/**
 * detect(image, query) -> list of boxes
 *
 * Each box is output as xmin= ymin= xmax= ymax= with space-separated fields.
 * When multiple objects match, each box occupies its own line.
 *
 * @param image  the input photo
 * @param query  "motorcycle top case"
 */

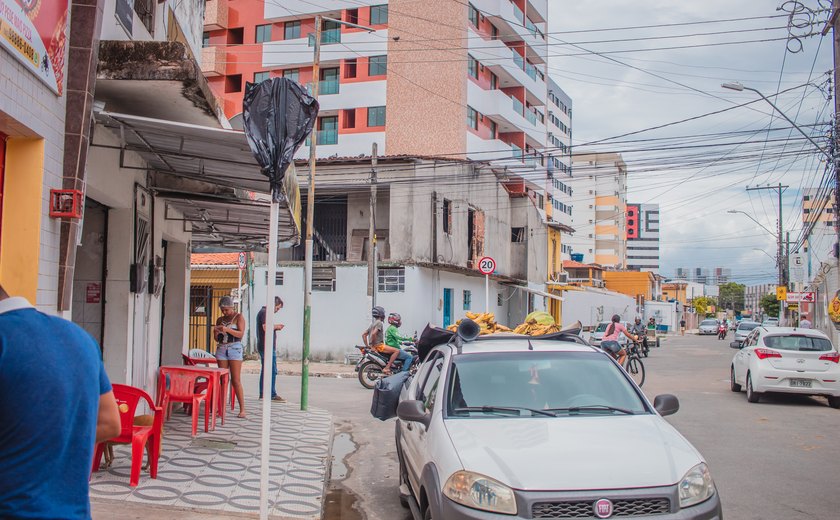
xmin=370 ymin=371 xmax=412 ymax=421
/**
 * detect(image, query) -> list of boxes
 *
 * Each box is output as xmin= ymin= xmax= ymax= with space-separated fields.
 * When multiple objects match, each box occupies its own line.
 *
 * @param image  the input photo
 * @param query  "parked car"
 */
xmin=732 ymin=321 xmax=761 ymax=345
xmin=730 ymin=327 xmax=840 ymax=407
xmin=762 ymin=317 xmax=780 ymax=327
xmin=698 ymin=319 xmax=719 ymax=335
xmin=396 ymin=334 xmax=722 ymax=519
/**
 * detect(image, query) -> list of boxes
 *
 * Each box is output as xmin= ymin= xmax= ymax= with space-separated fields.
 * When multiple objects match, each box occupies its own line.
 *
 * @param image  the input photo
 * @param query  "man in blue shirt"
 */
xmin=0 ymin=283 xmax=121 ymax=519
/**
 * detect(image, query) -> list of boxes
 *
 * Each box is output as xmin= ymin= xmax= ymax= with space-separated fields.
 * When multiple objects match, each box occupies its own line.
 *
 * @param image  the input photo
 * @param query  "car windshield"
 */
xmin=763 ymin=335 xmax=832 ymax=352
xmin=701 ymin=320 xmax=717 ymax=326
xmin=738 ymin=322 xmax=759 ymax=331
xmin=445 ymin=352 xmax=648 ymax=418
xmin=595 ymin=323 xmax=608 ymax=333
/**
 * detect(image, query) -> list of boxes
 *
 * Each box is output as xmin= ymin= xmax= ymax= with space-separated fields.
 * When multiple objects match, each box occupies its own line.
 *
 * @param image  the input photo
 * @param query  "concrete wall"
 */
xmin=561 ymin=287 xmax=635 ymax=330
xmin=0 ymin=39 xmax=67 ymax=312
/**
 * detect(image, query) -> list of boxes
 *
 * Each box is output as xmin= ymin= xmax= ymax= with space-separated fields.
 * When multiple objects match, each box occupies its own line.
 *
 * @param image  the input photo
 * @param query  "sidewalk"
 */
xmin=242 ymin=360 xmax=356 ymax=378
xmin=90 ymin=397 xmax=333 ymax=520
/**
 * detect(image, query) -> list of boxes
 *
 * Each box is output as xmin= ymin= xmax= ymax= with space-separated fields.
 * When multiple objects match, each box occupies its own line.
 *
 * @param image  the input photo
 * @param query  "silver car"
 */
xmin=732 ymin=321 xmax=761 ymax=345
xmin=698 ymin=319 xmax=719 ymax=335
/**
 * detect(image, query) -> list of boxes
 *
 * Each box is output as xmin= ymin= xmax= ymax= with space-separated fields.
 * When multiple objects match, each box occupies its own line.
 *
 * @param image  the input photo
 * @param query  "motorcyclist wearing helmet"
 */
xmin=361 ymin=307 xmax=401 ymax=375
xmin=630 ymin=317 xmax=649 ymax=352
xmin=385 ymin=313 xmax=414 ymax=373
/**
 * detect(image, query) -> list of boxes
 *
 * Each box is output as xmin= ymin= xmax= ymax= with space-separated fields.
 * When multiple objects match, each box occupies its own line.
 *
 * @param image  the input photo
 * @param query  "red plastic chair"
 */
xmin=160 ymin=371 xmax=208 ymax=436
xmin=182 ymin=354 xmax=210 ymax=396
xmin=91 ymin=384 xmax=163 ymax=487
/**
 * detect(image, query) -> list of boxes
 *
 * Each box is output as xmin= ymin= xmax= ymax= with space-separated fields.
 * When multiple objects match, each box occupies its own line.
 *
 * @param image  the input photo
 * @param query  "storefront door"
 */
xmin=72 ymin=198 xmax=108 ymax=348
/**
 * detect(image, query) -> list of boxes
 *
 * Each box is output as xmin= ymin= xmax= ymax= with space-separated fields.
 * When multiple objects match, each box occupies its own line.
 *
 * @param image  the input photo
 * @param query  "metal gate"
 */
xmin=188 ymin=286 xmax=225 ymax=353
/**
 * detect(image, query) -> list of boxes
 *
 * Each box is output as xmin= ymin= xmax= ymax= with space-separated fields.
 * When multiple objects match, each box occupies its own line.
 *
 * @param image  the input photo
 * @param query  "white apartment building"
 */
xmin=565 ymin=152 xmax=628 ymax=267
xmin=744 ymin=283 xmax=776 ymax=317
xmin=545 ymin=76 xmax=574 ymax=236
xmin=626 ymin=203 xmax=660 ymax=273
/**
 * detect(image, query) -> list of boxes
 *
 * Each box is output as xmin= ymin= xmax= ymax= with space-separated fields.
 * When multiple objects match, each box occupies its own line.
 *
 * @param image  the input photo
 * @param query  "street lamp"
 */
xmin=752 ymin=248 xmax=777 ymax=263
xmin=727 ymin=209 xmax=776 ymax=236
xmin=721 ymin=82 xmax=831 ymax=160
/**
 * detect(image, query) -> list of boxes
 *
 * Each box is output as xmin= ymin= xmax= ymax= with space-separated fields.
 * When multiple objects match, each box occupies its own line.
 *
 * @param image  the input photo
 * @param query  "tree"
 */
xmin=718 ymin=282 xmax=746 ymax=312
xmin=693 ymin=296 xmax=716 ymax=316
xmin=759 ymin=293 xmax=780 ymax=318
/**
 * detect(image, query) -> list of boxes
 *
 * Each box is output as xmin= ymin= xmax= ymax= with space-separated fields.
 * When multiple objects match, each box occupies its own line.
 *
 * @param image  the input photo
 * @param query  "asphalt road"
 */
xmin=252 ymin=333 xmax=840 ymax=520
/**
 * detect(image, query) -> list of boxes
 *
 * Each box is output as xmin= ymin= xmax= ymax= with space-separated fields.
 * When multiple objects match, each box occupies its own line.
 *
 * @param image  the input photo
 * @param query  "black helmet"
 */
xmin=372 ymin=306 xmax=385 ymax=320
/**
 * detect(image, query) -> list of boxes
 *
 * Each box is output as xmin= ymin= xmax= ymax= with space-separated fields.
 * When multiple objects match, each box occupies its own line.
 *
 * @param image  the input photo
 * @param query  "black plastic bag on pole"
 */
xmin=242 ymin=78 xmax=319 ymax=202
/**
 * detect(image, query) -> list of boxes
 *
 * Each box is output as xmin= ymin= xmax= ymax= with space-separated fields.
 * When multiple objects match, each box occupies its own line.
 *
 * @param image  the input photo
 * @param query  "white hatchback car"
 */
xmin=730 ymin=327 xmax=840 ymax=407
xmin=395 ymin=334 xmax=722 ymax=520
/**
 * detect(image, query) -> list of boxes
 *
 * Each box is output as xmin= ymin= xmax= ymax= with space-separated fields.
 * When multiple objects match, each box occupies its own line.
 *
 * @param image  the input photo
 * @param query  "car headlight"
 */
xmin=443 ymin=470 xmax=517 ymax=515
xmin=679 ymin=463 xmax=715 ymax=508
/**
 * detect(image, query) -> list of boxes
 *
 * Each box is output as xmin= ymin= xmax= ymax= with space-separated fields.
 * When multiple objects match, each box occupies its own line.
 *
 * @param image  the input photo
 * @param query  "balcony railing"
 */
xmin=525 ymin=62 xmax=537 ymax=81
xmin=305 ymin=129 xmax=338 ymax=146
xmin=204 ymin=0 xmax=228 ymax=30
xmin=308 ymin=29 xmax=341 ymax=46
xmin=511 ymin=96 xmax=524 ymax=116
xmin=511 ymin=49 xmax=524 ymax=69
xmin=511 ymin=144 xmax=523 ymax=159
xmin=306 ymin=79 xmax=339 ymax=95
xmin=200 ymin=46 xmax=225 ymax=77
xmin=524 ymin=109 xmax=537 ymax=126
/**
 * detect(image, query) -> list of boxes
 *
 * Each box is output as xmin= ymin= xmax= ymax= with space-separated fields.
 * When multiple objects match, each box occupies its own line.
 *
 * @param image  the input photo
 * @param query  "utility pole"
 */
xmin=746 ymin=183 xmax=788 ymax=323
xmin=301 ymin=16 xmax=374 ymax=412
xmin=367 ymin=143 xmax=378 ymax=307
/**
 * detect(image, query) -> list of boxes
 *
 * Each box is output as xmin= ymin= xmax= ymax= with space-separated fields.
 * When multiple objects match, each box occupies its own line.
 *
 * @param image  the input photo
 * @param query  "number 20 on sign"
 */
xmin=478 ymin=257 xmax=496 ymax=312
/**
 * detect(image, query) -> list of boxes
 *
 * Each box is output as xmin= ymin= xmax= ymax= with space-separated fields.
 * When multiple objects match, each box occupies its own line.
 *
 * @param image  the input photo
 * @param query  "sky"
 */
xmin=547 ymin=0 xmax=835 ymax=284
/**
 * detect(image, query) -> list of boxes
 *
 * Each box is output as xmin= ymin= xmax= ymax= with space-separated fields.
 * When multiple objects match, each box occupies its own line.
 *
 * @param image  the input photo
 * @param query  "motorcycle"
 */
xmin=717 ymin=325 xmax=727 ymax=340
xmin=356 ymin=342 xmax=419 ymax=389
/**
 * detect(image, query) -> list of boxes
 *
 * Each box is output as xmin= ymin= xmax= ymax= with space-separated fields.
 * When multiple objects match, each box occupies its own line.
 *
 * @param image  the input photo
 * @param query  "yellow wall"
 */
xmin=595 ymin=224 xmax=618 ymax=235
xmin=662 ymin=285 xmax=687 ymax=303
xmin=547 ymin=227 xmax=563 ymax=325
xmin=595 ymin=195 xmax=619 ymax=206
xmin=595 ymin=254 xmax=619 ymax=265
xmin=0 ymin=138 xmax=44 ymax=303
xmin=604 ymin=271 xmax=654 ymax=300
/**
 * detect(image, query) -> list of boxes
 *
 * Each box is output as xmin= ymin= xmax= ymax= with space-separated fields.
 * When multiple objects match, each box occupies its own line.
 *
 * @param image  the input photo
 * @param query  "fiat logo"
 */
xmin=594 ymin=498 xmax=613 ymax=518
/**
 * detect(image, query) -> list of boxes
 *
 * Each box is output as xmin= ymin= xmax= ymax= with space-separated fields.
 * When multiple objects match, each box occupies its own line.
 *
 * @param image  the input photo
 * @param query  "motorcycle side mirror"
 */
xmin=397 ymin=400 xmax=431 ymax=429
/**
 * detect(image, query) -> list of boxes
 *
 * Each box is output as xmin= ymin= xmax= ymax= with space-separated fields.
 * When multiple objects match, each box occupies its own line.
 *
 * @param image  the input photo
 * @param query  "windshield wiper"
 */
xmin=452 ymin=406 xmax=556 ymax=417
xmin=547 ymin=405 xmax=635 ymax=415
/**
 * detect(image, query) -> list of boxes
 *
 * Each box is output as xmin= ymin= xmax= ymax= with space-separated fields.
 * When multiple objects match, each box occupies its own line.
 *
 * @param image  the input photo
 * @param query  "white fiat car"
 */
xmin=395 ymin=334 xmax=722 ymax=520
xmin=730 ymin=327 xmax=840 ymax=407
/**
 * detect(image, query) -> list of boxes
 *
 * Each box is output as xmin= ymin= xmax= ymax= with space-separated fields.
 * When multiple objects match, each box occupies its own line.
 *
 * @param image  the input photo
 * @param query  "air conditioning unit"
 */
xmin=550 ymin=271 xmax=568 ymax=284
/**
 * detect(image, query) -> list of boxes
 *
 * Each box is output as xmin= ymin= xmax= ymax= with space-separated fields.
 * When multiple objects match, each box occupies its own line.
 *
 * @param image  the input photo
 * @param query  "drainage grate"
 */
xmin=191 ymin=438 xmax=238 ymax=450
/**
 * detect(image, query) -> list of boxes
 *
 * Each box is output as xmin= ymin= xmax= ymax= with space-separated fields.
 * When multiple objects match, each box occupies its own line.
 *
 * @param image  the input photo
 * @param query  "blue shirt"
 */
xmin=0 ymin=297 xmax=112 ymax=520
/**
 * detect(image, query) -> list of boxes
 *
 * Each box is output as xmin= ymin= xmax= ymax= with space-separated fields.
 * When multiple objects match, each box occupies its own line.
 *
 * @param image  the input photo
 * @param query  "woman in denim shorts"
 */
xmin=215 ymin=296 xmax=247 ymax=418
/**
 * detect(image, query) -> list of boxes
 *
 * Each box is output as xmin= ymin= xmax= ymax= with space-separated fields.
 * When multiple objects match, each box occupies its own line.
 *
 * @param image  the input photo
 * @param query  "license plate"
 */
xmin=790 ymin=379 xmax=812 ymax=388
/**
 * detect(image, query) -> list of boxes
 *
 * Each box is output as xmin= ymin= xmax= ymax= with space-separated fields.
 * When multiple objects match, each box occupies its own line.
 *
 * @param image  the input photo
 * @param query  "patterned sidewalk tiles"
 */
xmin=89 ymin=401 xmax=333 ymax=519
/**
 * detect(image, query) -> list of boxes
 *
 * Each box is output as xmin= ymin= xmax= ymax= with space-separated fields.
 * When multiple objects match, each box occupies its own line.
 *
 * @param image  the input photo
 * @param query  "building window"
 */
xmin=284 ymin=20 xmax=301 ymax=40
xmin=369 ymin=55 xmax=387 ymax=76
xmin=343 ymin=109 xmax=356 ymax=129
xmin=202 ymin=32 xmax=210 ymax=47
xmin=378 ymin=267 xmax=405 ymax=292
xmin=318 ymin=116 xmax=338 ymax=145
xmin=255 ymin=24 xmax=272 ymax=43
xmin=368 ymin=106 xmax=386 ymax=127
xmin=344 ymin=58 xmax=357 ymax=78
xmin=468 ymin=54 xmax=479 ymax=79
xmin=467 ymin=106 xmax=478 ymax=130
xmin=491 ymin=24 xmax=499 ymax=39
xmin=264 ymin=271 xmax=284 ymax=285
xmin=489 ymin=71 xmax=498 ymax=89
xmin=227 ymin=27 xmax=244 ymax=45
xmin=468 ymin=3 xmax=480 ymax=27
xmin=443 ymin=199 xmax=452 ymax=234
xmin=134 ymin=0 xmax=155 ymax=34
xmin=497 ymin=293 xmax=503 ymax=306
xmin=283 ymin=68 xmax=300 ymax=82
xmin=511 ymin=227 xmax=525 ymax=242
xmin=463 ymin=290 xmax=472 ymax=310
xmin=489 ymin=119 xmax=497 ymax=139
xmin=253 ymin=71 xmax=270 ymax=83
xmin=346 ymin=8 xmax=359 ymax=24
xmin=313 ymin=267 xmax=336 ymax=291
xmin=370 ymin=4 xmax=389 ymax=25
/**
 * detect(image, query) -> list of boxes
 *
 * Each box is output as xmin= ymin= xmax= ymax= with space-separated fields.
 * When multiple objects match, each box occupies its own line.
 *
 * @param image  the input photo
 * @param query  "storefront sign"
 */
xmin=0 ymin=0 xmax=68 ymax=95
xmin=86 ymin=282 xmax=101 ymax=303
xmin=115 ymin=0 xmax=133 ymax=35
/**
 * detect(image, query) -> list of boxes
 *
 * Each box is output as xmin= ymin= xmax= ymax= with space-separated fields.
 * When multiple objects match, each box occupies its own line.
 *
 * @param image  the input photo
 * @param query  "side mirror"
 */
xmin=653 ymin=394 xmax=679 ymax=417
xmin=397 ymin=400 xmax=431 ymax=429
xmin=729 ymin=341 xmax=742 ymax=349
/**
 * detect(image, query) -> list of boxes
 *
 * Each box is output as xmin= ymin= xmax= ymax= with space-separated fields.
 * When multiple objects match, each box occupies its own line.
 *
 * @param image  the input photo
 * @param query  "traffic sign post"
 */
xmin=785 ymin=292 xmax=815 ymax=303
xmin=237 ymin=252 xmax=246 ymax=312
xmin=776 ymin=286 xmax=787 ymax=301
xmin=477 ymin=257 xmax=496 ymax=312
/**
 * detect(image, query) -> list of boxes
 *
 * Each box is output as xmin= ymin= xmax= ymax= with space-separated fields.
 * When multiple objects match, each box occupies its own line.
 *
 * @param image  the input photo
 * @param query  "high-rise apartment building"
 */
xmin=200 ymin=0 xmax=572 ymax=199
xmin=626 ymin=203 xmax=660 ymax=273
xmin=674 ymin=267 xmax=731 ymax=285
xmin=565 ymin=152 xmax=628 ymax=267
xmin=802 ymin=188 xmax=836 ymax=277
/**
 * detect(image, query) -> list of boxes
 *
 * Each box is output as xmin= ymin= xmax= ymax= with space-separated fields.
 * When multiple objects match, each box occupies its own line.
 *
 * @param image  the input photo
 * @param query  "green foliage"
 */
xmin=718 ymin=282 xmax=746 ymax=311
xmin=760 ymin=293 xmax=780 ymax=317
xmin=692 ymin=296 xmax=716 ymax=316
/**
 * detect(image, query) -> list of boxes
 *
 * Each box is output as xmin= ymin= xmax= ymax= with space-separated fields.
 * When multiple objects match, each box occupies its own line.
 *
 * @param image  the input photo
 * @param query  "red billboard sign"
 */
xmin=0 ymin=0 xmax=68 ymax=95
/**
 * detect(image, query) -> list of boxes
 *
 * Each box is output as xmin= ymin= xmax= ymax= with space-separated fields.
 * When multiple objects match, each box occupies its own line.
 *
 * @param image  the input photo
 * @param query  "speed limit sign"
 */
xmin=477 ymin=256 xmax=496 ymax=275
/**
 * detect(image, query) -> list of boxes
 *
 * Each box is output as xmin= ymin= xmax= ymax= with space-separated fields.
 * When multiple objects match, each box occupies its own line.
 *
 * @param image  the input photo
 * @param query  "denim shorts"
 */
xmin=601 ymin=340 xmax=622 ymax=355
xmin=216 ymin=343 xmax=244 ymax=361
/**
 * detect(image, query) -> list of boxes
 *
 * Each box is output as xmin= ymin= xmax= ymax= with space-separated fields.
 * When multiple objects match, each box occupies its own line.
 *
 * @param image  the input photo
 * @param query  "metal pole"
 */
xmin=833 ymin=0 xmax=840 ymax=307
xmin=367 ymin=143 xmax=378 ymax=307
xmin=778 ymin=185 xmax=784 ymax=324
xmin=259 ymin=202 xmax=279 ymax=520
xmin=485 ymin=274 xmax=489 ymax=313
xmin=301 ymin=16 xmax=322 ymax=412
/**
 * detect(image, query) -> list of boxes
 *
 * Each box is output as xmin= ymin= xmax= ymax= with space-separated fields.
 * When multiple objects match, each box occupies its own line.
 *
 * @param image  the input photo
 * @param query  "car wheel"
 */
xmin=730 ymin=366 xmax=742 ymax=392
xmin=746 ymin=373 xmax=761 ymax=403
xmin=828 ymin=396 xmax=840 ymax=409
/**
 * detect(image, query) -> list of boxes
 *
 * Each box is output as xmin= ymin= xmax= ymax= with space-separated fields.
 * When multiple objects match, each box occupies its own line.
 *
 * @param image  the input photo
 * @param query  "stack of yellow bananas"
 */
xmin=513 ymin=318 xmax=560 ymax=336
xmin=446 ymin=312 xmax=513 ymax=335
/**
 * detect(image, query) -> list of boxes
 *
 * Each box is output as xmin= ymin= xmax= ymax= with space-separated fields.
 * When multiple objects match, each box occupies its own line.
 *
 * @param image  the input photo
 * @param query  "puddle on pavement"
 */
xmin=323 ymin=432 xmax=364 ymax=520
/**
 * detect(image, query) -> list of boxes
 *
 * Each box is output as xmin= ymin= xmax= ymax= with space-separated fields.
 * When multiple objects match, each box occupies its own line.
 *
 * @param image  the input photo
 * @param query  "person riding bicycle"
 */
xmin=601 ymin=314 xmax=638 ymax=367
xmin=361 ymin=307 xmax=402 ymax=376
xmin=385 ymin=313 xmax=415 ymax=373
xmin=630 ymin=317 xmax=649 ymax=352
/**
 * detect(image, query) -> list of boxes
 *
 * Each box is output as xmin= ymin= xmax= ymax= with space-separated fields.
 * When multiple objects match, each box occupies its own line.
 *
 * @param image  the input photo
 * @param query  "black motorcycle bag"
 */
xmin=370 ymin=371 xmax=412 ymax=421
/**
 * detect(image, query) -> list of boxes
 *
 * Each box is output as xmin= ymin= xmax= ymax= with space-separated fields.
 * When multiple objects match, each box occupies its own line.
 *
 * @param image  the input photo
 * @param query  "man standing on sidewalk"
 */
xmin=0 ymin=283 xmax=121 ymax=519
xmin=257 ymin=296 xmax=285 ymax=401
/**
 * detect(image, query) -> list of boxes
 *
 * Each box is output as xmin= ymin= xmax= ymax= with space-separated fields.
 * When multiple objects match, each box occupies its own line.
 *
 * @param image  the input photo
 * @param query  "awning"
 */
xmin=506 ymin=284 xmax=564 ymax=302
xmin=190 ymin=269 xmax=240 ymax=287
xmin=93 ymin=111 xmax=301 ymax=247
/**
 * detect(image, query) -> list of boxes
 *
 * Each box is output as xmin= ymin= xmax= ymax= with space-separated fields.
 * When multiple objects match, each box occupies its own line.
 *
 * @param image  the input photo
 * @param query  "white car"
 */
xmin=698 ymin=319 xmax=719 ymax=335
xmin=588 ymin=321 xmax=631 ymax=348
xmin=730 ymin=327 xmax=840 ymax=407
xmin=396 ymin=334 xmax=722 ymax=519
xmin=762 ymin=318 xmax=780 ymax=327
xmin=732 ymin=321 xmax=760 ymax=345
